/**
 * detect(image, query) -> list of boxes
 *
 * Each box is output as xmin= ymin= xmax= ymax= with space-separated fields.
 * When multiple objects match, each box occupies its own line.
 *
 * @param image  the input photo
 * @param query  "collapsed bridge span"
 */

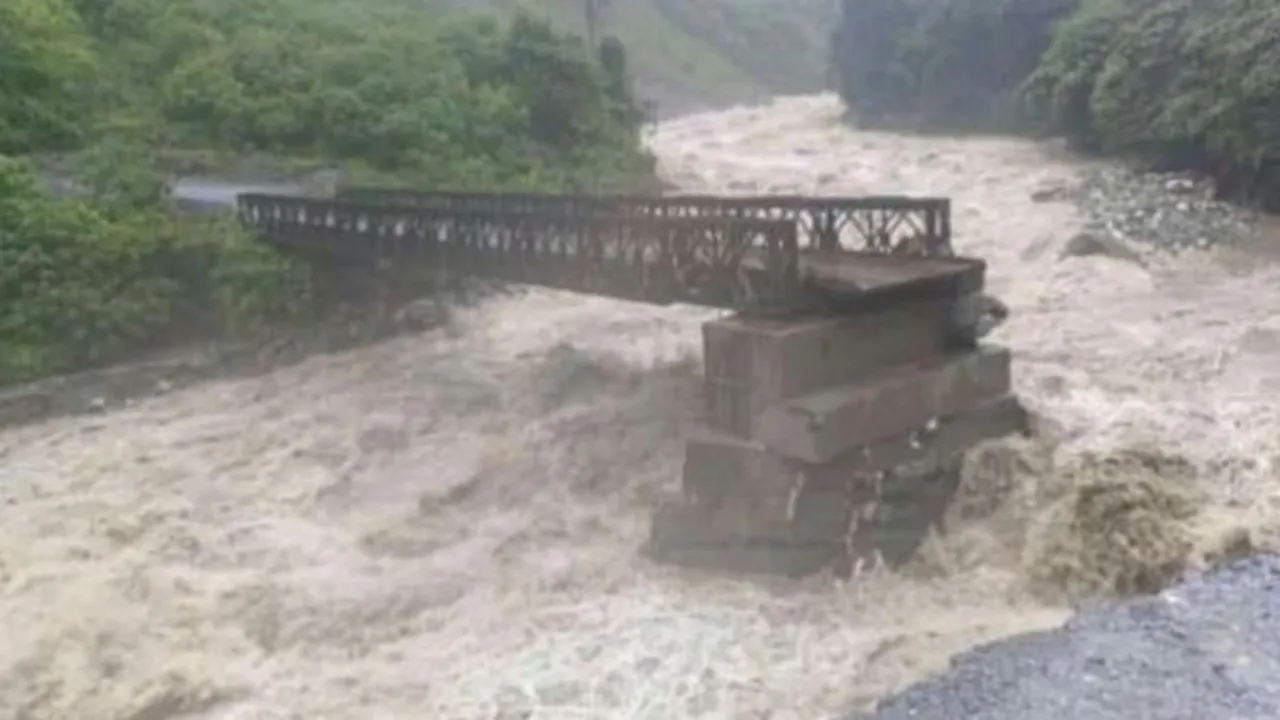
xmin=236 ymin=189 xmax=1024 ymax=577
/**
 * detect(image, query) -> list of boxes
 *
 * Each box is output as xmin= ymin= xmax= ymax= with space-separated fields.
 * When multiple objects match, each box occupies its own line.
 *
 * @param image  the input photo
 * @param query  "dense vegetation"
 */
xmin=55 ymin=0 xmax=654 ymax=187
xmin=1 ymin=0 xmax=654 ymax=384
xmin=832 ymin=0 xmax=1280 ymax=210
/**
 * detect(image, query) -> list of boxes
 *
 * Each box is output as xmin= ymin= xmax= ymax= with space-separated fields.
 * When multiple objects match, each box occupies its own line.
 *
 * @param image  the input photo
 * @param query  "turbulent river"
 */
xmin=4 ymin=94 xmax=1280 ymax=720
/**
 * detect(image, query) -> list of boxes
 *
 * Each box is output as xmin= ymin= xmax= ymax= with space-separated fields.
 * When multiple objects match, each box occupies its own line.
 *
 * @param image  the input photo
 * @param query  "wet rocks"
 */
xmin=1030 ymin=167 xmax=1262 ymax=255
xmin=1073 ymin=168 xmax=1259 ymax=253
xmin=392 ymin=297 xmax=450 ymax=332
xmin=1030 ymin=184 xmax=1073 ymax=204
xmin=1058 ymin=232 xmax=1145 ymax=266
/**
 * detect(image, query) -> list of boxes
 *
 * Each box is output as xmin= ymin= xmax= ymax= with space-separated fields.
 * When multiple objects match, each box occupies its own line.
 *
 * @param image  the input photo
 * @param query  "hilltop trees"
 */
xmin=59 ymin=0 xmax=654 ymax=188
xmin=830 ymin=0 xmax=1280 ymax=209
xmin=1025 ymin=0 xmax=1280 ymax=207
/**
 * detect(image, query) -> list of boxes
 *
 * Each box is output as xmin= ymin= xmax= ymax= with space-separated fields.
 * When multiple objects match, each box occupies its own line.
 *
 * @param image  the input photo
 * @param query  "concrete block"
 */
xmin=838 ymin=393 xmax=1027 ymax=475
xmin=702 ymin=299 xmax=959 ymax=437
xmin=645 ymin=490 xmax=841 ymax=577
xmin=756 ymin=346 xmax=1012 ymax=463
xmin=684 ymin=393 xmax=1024 ymax=500
xmin=681 ymin=429 xmax=852 ymax=543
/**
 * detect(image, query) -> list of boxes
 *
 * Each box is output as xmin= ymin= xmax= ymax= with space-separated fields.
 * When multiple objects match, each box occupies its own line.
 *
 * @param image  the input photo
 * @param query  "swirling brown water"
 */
xmin=3 ymin=95 xmax=1280 ymax=719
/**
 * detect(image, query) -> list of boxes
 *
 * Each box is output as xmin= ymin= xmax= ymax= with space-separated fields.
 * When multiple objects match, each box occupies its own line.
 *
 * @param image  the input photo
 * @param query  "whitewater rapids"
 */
xmin=3 ymin=94 xmax=1280 ymax=719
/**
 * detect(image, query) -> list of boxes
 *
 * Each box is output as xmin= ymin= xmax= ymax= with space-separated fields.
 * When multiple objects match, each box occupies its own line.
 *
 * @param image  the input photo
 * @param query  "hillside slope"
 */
xmin=495 ymin=0 xmax=835 ymax=115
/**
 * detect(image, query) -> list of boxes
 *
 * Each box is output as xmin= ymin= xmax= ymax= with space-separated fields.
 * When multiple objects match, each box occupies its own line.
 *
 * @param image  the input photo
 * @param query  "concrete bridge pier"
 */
xmin=647 ymin=296 xmax=1026 ymax=577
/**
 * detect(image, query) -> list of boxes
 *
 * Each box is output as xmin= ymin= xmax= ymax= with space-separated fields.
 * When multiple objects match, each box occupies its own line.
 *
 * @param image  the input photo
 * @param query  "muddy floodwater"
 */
xmin=3 ymin=94 xmax=1280 ymax=719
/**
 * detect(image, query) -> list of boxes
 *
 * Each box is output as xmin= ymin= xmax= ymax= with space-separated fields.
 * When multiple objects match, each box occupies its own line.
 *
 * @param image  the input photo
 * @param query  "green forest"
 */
xmin=831 ymin=0 xmax=1280 ymax=211
xmin=0 ymin=0 xmax=658 ymax=384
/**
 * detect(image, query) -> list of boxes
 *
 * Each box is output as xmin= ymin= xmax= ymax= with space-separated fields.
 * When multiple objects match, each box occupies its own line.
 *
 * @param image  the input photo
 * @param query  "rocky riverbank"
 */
xmin=1063 ymin=169 xmax=1260 ymax=251
xmin=861 ymin=554 xmax=1280 ymax=720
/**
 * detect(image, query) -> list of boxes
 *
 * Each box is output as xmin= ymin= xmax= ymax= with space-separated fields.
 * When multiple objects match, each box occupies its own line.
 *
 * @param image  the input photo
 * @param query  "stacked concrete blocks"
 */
xmin=647 ymin=287 xmax=1026 ymax=577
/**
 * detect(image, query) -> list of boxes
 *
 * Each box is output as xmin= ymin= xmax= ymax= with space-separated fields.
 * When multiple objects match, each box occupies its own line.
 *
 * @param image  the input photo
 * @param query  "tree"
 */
xmin=0 ymin=0 xmax=93 ymax=153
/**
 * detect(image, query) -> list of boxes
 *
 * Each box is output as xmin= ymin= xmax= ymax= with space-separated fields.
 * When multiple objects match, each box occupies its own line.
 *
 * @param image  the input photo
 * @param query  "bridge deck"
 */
xmin=738 ymin=249 xmax=984 ymax=313
xmin=238 ymin=191 xmax=980 ymax=312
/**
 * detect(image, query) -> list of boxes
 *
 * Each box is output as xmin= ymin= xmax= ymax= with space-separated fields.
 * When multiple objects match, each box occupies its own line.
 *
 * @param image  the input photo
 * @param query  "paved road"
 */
xmin=41 ymin=173 xmax=309 ymax=212
xmin=169 ymin=177 xmax=308 ymax=212
xmin=861 ymin=555 xmax=1280 ymax=720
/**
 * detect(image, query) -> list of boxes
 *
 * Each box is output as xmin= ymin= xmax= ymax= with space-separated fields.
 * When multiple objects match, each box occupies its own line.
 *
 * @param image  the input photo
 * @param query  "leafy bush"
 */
xmin=0 ymin=0 xmax=94 ymax=153
xmin=1018 ymin=0 xmax=1133 ymax=150
xmin=0 ymin=156 xmax=308 ymax=383
xmin=1026 ymin=0 xmax=1280 ymax=207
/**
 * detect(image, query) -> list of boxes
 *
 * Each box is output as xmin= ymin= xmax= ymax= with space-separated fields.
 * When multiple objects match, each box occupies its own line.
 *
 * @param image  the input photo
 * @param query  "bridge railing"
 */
xmin=236 ymin=193 xmax=803 ymax=310
xmin=333 ymin=187 xmax=954 ymax=257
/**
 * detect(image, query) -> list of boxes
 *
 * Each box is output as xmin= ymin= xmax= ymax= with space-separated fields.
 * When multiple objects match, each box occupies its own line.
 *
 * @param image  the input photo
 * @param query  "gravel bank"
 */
xmin=1032 ymin=166 xmax=1263 ymax=259
xmin=863 ymin=555 xmax=1280 ymax=720
xmin=1078 ymin=169 xmax=1260 ymax=251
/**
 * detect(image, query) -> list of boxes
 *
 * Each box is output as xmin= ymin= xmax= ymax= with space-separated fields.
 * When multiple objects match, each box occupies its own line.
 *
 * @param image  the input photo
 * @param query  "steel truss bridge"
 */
xmin=236 ymin=189 xmax=967 ymax=315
